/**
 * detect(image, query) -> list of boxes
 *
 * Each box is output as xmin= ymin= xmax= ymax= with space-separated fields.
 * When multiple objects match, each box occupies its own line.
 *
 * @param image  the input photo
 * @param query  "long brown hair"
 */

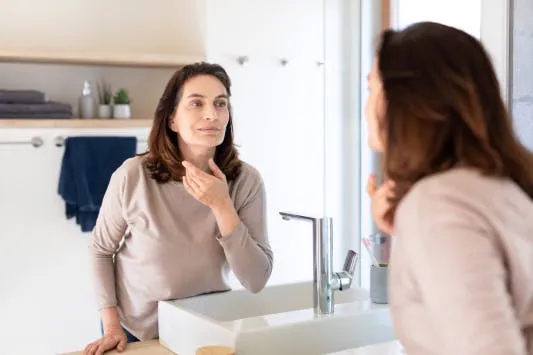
xmin=377 ymin=22 xmax=533 ymax=212
xmin=141 ymin=62 xmax=242 ymax=183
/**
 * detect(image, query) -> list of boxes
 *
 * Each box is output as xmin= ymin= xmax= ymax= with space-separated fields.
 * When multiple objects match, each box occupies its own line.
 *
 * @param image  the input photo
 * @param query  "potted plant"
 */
xmin=113 ymin=88 xmax=131 ymax=119
xmin=97 ymin=81 xmax=113 ymax=118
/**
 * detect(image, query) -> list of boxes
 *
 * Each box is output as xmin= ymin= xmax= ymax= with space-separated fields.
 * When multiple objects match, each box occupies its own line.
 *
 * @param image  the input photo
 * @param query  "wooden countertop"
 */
xmin=0 ymin=119 xmax=153 ymax=129
xmin=62 ymin=340 xmax=175 ymax=355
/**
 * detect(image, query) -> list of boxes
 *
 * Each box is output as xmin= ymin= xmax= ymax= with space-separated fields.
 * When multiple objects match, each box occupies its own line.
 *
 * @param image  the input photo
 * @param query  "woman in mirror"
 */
xmin=83 ymin=62 xmax=273 ymax=355
xmin=366 ymin=22 xmax=533 ymax=354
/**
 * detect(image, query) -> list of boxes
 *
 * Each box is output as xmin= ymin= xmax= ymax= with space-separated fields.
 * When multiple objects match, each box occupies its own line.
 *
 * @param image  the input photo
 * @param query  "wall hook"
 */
xmin=236 ymin=56 xmax=249 ymax=66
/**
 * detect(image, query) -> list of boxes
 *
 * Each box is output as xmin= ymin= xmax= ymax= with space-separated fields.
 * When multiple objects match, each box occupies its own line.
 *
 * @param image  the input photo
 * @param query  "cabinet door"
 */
xmin=0 ymin=129 xmax=148 ymax=354
xmin=0 ymin=131 xmax=100 ymax=354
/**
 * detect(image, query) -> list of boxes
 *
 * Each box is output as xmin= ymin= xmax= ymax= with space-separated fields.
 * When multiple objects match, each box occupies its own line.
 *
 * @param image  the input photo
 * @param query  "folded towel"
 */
xmin=58 ymin=136 xmax=137 ymax=232
xmin=0 ymin=89 xmax=45 ymax=104
xmin=0 ymin=101 xmax=72 ymax=114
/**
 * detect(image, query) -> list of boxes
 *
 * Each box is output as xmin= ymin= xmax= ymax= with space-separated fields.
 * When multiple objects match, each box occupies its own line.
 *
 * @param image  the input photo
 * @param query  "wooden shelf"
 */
xmin=0 ymin=48 xmax=205 ymax=68
xmin=0 ymin=119 xmax=153 ymax=129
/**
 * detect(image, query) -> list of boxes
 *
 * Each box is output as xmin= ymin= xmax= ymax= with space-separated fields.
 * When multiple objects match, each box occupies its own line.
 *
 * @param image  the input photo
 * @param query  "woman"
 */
xmin=366 ymin=22 xmax=533 ymax=354
xmin=83 ymin=62 xmax=273 ymax=354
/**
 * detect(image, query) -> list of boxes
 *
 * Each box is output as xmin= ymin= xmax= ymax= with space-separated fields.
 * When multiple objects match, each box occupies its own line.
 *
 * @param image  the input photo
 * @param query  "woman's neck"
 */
xmin=179 ymin=141 xmax=215 ymax=172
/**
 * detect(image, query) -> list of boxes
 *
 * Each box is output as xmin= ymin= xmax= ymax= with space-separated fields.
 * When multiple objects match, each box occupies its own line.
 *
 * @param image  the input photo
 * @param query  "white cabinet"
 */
xmin=0 ymin=128 xmax=148 ymax=354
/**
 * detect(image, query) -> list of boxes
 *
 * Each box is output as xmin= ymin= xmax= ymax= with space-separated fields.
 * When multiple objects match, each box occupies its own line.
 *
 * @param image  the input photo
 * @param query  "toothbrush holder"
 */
xmin=370 ymin=264 xmax=389 ymax=304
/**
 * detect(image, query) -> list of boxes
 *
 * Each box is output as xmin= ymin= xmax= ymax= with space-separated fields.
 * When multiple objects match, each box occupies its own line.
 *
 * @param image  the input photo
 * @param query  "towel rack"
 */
xmin=0 ymin=136 xmax=44 ymax=148
xmin=53 ymin=136 xmax=148 ymax=147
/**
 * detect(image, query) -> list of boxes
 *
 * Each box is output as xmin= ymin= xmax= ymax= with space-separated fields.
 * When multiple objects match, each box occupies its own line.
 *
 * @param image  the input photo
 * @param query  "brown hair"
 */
xmin=141 ymin=62 xmax=242 ymax=183
xmin=377 ymin=22 xmax=533 ymax=214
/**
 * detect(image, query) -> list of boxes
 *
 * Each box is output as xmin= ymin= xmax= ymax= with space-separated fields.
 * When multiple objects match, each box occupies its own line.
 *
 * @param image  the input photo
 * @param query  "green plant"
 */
xmin=97 ymin=81 xmax=112 ymax=105
xmin=113 ymin=88 xmax=131 ymax=105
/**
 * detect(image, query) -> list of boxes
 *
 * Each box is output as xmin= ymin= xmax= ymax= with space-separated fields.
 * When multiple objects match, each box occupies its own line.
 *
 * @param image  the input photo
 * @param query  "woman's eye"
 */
xmin=190 ymin=100 xmax=202 ymax=107
xmin=215 ymin=101 xmax=227 ymax=108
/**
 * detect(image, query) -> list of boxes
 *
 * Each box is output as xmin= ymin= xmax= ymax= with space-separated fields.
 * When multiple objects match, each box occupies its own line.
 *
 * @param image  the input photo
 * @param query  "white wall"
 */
xmin=0 ymin=0 xmax=206 ymax=58
xmin=0 ymin=1 xmax=361 ymax=354
xmin=205 ymin=0 xmax=327 ymax=286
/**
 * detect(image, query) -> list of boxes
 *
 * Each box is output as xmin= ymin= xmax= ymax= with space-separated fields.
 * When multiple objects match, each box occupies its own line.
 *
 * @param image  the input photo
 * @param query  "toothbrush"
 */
xmin=363 ymin=237 xmax=381 ymax=267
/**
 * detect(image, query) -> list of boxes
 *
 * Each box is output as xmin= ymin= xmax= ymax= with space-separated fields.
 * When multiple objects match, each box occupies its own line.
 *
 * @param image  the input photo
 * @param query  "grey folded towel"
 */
xmin=0 ymin=102 xmax=72 ymax=115
xmin=0 ymin=90 xmax=45 ymax=104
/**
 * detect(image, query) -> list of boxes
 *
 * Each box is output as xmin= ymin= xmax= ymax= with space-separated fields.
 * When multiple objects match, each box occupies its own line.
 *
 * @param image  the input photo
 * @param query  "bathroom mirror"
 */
xmin=0 ymin=1 xmax=365 ymax=353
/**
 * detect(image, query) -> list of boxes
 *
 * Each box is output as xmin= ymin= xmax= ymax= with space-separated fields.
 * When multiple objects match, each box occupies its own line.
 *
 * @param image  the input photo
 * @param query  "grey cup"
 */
xmin=370 ymin=264 xmax=389 ymax=304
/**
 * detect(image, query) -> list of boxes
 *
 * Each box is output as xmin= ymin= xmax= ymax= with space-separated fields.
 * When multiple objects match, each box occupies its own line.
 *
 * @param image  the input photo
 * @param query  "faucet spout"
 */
xmin=279 ymin=211 xmax=358 ymax=315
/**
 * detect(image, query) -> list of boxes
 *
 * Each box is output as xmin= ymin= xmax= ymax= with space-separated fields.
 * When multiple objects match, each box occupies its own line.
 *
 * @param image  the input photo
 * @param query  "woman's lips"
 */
xmin=197 ymin=128 xmax=221 ymax=135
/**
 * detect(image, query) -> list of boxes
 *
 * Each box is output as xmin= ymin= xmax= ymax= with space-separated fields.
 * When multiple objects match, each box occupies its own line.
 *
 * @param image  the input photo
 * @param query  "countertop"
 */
xmin=63 ymin=340 xmax=175 ymax=355
xmin=64 ymin=340 xmax=403 ymax=355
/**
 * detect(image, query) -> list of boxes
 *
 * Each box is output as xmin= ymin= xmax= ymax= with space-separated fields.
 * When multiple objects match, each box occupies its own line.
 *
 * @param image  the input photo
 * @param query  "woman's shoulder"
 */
xmin=237 ymin=161 xmax=263 ymax=182
xmin=399 ymin=169 xmax=487 ymax=211
xmin=397 ymin=167 xmax=525 ymax=224
xmin=230 ymin=160 xmax=265 ymax=198
xmin=110 ymin=155 xmax=148 ymax=184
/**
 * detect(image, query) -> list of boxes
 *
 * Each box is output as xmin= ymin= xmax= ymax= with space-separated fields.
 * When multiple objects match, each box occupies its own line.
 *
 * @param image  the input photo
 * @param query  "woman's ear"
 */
xmin=168 ymin=114 xmax=178 ymax=132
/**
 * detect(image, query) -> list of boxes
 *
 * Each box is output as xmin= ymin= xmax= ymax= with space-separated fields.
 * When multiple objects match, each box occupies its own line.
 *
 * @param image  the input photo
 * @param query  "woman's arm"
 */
xmin=214 ymin=177 xmax=273 ymax=293
xmin=89 ymin=168 xmax=128 ymax=325
xmin=397 ymin=185 xmax=527 ymax=355
xmin=182 ymin=159 xmax=273 ymax=293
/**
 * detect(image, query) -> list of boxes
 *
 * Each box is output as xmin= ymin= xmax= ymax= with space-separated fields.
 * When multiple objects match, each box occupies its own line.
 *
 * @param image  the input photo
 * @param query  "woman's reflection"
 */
xmin=83 ymin=62 xmax=273 ymax=355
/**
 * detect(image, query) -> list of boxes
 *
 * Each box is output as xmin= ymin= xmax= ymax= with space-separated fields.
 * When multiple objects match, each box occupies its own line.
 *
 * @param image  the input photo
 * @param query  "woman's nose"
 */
xmin=203 ymin=105 xmax=218 ymax=121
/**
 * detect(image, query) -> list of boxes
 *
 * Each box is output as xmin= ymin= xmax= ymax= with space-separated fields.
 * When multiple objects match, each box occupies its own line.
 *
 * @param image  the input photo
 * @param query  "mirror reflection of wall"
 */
xmin=511 ymin=0 xmax=533 ymax=151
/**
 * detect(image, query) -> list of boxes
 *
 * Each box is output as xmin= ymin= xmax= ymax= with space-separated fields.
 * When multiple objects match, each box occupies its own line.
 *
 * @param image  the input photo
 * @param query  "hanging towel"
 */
xmin=58 ymin=136 xmax=137 ymax=232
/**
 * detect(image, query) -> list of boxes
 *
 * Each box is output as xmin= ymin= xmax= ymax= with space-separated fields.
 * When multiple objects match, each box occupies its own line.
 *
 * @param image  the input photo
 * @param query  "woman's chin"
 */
xmin=192 ymin=136 xmax=225 ymax=148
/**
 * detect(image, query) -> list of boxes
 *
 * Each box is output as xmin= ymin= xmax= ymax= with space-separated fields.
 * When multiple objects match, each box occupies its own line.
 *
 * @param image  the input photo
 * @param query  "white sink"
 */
xmin=158 ymin=281 xmax=395 ymax=355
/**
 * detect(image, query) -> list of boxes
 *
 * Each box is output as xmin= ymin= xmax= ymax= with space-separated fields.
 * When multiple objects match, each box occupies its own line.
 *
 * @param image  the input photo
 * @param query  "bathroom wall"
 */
xmin=511 ymin=0 xmax=533 ymax=151
xmin=0 ymin=1 xmax=359 ymax=354
xmin=0 ymin=0 xmax=206 ymax=58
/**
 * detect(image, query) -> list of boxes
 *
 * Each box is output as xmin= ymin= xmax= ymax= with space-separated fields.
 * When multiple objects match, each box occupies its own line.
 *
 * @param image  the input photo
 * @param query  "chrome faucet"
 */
xmin=279 ymin=212 xmax=359 ymax=315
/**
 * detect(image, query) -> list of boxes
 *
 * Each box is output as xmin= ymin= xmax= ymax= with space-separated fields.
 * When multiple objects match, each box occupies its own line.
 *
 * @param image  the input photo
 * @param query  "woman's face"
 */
xmin=364 ymin=61 xmax=386 ymax=152
xmin=170 ymin=74 xmax=230 ymax=149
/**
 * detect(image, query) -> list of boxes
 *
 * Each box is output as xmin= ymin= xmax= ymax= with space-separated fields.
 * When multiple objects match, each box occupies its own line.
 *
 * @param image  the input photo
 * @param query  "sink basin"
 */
xmin=158 ymin=281 xmax=395 ymax=355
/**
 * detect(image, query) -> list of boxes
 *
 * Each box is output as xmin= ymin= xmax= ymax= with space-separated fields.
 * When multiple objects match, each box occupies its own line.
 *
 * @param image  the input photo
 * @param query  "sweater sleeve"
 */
xmin=397 ymin=185 xmax=527 ymax=355
xmin=89 ymin=167 xmax=128 ymax=310
xmin=217 ymin=174 xmax=273 ymax=293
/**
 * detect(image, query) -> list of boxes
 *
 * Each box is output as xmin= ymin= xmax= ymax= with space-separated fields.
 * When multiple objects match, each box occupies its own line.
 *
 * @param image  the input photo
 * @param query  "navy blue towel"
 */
xmin=58 ymin=136 xmax=137 ymax=232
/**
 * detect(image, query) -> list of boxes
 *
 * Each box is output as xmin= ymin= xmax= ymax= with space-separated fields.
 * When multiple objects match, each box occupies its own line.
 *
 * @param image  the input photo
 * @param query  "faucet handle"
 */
xmin=335 ymin=250 xmax=359 ymax=291
xmin=343 ymin=250 xmax=358 ymax=275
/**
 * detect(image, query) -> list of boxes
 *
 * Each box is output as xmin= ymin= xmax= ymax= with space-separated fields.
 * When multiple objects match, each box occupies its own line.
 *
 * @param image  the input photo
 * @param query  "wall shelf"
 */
xmin=0 ymin=49 xmax=205 ymax=68
xmin=0 ymin=119 xmax=153 ymax=129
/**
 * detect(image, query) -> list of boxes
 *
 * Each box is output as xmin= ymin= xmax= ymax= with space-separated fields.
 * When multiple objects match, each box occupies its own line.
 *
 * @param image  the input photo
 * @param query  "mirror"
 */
xmin=0 ymin=1 xmax=365 ymax=353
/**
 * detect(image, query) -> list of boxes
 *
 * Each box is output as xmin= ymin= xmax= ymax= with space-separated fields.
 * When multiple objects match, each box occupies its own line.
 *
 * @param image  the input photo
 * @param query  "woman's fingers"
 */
xmin=367 ymin=173 xmax=377 ymax=197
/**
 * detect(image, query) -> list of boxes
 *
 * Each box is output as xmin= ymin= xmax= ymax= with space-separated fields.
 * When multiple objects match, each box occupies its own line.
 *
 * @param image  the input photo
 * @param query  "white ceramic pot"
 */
xmin=113 ymin=104 xmax=131 ymax=119
xmin=98 ymin=104 xmax=112 ymax=118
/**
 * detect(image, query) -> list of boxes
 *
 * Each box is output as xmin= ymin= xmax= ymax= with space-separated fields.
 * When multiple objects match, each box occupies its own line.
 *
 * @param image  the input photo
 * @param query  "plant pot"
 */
xmin=98 ymin=104 xmax=112 ymax=118
xmin=113 ymin=104 xmax=131 ymax=119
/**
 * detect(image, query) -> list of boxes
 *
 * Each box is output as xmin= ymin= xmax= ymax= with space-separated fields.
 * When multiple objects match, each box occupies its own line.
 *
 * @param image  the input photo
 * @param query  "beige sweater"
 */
xmin=390 ymin=168 xmax=533 ymax=355
xmin=89 ymin=156 xmax=273 ymax=340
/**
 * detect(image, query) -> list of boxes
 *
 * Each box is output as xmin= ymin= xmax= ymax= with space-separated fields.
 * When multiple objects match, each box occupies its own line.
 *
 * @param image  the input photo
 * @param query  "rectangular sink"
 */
xmin=158 ymin=281 xmax=395 ymax=355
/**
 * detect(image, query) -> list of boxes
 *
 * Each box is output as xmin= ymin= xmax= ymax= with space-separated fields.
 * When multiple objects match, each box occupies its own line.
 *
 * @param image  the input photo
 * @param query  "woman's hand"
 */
xmin=83 ymin=327 xmax=127 ymax=355
xmin=367 ymin=173 xmax=396 ymax=235
xmin=183 ymin=159 xmax=240 ymax=236
xmin=182 ymin=159 xmax=232 ymax=210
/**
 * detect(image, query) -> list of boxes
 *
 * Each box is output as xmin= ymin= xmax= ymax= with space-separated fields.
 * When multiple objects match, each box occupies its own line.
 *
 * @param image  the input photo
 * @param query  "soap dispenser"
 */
xmin=79 ymin=80 xmax=95 ymax=118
